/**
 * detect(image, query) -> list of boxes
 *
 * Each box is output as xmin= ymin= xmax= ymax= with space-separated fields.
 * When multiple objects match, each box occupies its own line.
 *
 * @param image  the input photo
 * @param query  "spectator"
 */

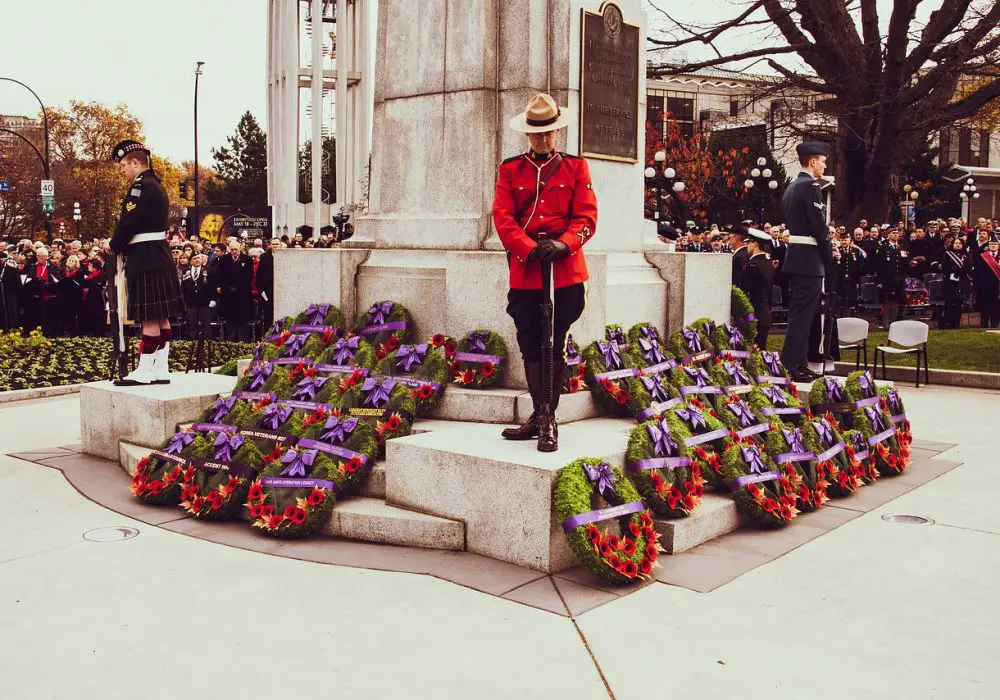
xmin=23 ymin=247 xmax=59 ymax=334
xmin=182 ymin=253 xmax=213 ymax=340
xmin=256 ymin=239 xmax=277 ymax=331
xmin=940 ymin=237 xmax=969 ymax=329
xmin=80 ymin=258 xmax=106 ymax=336
xmin=872 ymin=229 xmax=906 ymax=328
xmin=971 ymin=237 xmax=1000 ymax=328
xmin=0 ymin=249 xmax=21 ymax=330
xmin=57 ymin=254 xmax=84 ymax=335
xmin=215 ymin=239 xmax=254 ymax=341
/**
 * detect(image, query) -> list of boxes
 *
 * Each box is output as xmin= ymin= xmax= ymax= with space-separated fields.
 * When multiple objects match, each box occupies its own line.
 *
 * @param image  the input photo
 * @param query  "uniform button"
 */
xmin=539 ymin=216 xmax=544 ymax=219
xmin=540 ymin=199 xmax=545 ymax=204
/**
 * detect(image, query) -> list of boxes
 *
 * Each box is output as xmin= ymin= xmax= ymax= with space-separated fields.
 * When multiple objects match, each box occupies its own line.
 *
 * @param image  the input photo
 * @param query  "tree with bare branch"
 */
xmin=647 ymin=0 xmax=1000 ymax=225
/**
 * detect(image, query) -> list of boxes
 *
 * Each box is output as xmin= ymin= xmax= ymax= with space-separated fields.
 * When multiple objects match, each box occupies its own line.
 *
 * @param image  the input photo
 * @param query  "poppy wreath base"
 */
xmin=661 ymin=398 xmax=728 ymax=488
xmin=352 ymin=300 xmax=414 ymax=350
xmin=582 ymin=342 xmax=639 ymax=417
xmin=801 ymin=415 xmax=862 ymax=498
xmin=746 ymin=383 xmax=805 ymax=426
xmin=562 ymin=334 xmax=588 ymax=394
xmin=719 ymin=435 xmax=801 ymax=528
xmin=746 ymin=351 xmax=796 ymax=394
xmin=879 ymin=386 xmax=913 ymax=450
xmin=298 ymin=412 xmax=379 ymax=493
xmin=339 ymin=383 xmax=416 ymax=454
xmin=763 ymin=422 xmax=828 ymax=512
xmin=246 ymin=449 xmax=339 ymax=537
xmin=196 ymin=397 xmax=260 ymax=430
xmin=554 ymin=458 xmax=662 ymax=585
xmin=625 ymin=418 xmax=706 ymax=518
xmin=375 ymin=346 xmax=450 ymax=416
xmin=709 ymin=322 xmax=752 ymax=360
xmin=179 ymin=440 xmax=265 ymax=520
xmin=666 ymin=322 xmax=714 ymax=362
xmin=707 ymin=356 xmax=756 ymax=394
xmin=851 ymin=405 xmax=909 ymax=477
xmin=841 ymin=429 xmax=881 ymax=484
xmin=730 ymin=286 xmax=759 ymax=346
xmin=130 ymin=433 xmax=216 ymax=504
xmin=624 ymin=373 xmax=682 ymax=421
xmin=449 ymin=329 xmax=508 ymax=389
xmin=292 ymin=303 xmax=346 ymax=331
xmin=314 ymin=337 xmax=378 ymax=371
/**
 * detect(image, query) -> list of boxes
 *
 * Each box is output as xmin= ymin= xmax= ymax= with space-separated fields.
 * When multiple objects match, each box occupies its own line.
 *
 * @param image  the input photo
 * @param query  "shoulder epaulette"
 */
xmin=501 ymin=154 xmax=525 ymax=165
xmin=560 ymin=152 xmax=582 ymax=160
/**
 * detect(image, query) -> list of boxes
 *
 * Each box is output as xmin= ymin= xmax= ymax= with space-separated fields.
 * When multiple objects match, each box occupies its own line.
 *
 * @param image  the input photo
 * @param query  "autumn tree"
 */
xmin=647 ymin=0 xmax=1000 ymax=226
xmin=204 ymin=111 xmax=268 ymax=206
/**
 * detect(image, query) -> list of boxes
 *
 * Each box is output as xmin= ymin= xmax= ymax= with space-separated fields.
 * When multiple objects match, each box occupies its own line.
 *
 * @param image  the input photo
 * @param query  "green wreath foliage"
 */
xmin=842 ymin=428 xmax=881 ymax=484
xmin=624 ymin=322 xmax=671 ymax=369
xmin=340 ymin=381 xmax=416 ymax=455
xmin=667 ymin=320 xmax=715 ymax=360
xmin=718 ymin=436 xmax=800 ymax=528
xmin=314 ymin=336 xmax=378 ymax=370
xmin=709 ymin=322 xmax=752 ymax=360
xmin=762 ymin=423 xmax=826 ymax=511
xmin=713 ymin=393 xmax=771 ymax=441
xmin=626 ymin=322 xmax=662 ymax=347
xmin=625 ymin=418 xmax=707 ymax=518
xmin=801 ymin=415 xmax=862 ymax=498
xmin=843 ymin=369 xmax=879 ymax=403
xmin=879 ymin=386 xmax=913 ymax=447
xmin=746 ymin=349 xmax=794 ymax=390
xmin=806 ymin=376 xmax=855 ymax=428
xmin=450 ymin=329 xmax=508 ymax=389
xmin=178 ymin=436 xmax=264 ymax=521
xmin=299 ymin=327 xmax=345 ymax=361
xmin=129 ymin=433 xmax=214 ymax=505
xmin=624 ymin=372 xmax=681 ymax=418
xmin=352 ymin=300 xmax=414 ymax=349
xmin=562 ymin=333 xmax=588 ymax=394
xmin=730 ymin=285 xmax=759 ymax=345
xmin=663 ymin=399 xmax=728 ymax=487
xmin=707 ymin=357 xmax=756 ymax=393
xmin=582 ymin=333 xmax=641 ymax=417
xmin=292 ymin=303 xmax=346 ymax=330
xmin=375 ymin=342 xmax=451 ymax=416
xmin=747 ymin=382 xmax=805 ymax=426
xmin=554 ymin=458 xmax=662 ymax=585
xmin=299 ymin=413 xmax=380 ymax=494
xmin=604 ymin=323 xmax=629 ymax=346
xmin=196 ymin=395 xmax=259 ymax=430
xmin=851 ymin=402 xmax=908 ymax=477
xmin=246 ymin=447 xmax=338 ymax=538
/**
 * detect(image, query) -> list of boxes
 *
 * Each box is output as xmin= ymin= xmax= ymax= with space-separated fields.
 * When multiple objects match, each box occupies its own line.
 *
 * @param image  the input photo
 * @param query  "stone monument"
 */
xmin=274 ymin=0 xmax=730 ymax=387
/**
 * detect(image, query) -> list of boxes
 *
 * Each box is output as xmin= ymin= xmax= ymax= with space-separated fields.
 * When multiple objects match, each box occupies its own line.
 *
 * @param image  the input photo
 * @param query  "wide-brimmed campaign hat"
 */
xmin=509 ymin=93 xmax=571 ymax=133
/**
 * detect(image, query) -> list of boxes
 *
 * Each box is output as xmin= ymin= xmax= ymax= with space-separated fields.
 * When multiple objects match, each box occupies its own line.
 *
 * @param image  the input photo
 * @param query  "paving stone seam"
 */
xmin=551 ymin=583 xmax=617 ymax=700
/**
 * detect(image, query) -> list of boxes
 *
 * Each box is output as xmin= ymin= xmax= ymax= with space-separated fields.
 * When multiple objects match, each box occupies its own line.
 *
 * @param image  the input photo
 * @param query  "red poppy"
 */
xmin=480 ymin=362 xmax=496 ymax=379
xmin=432 ymin=333 xmax=446 ymax=347
xmin=640 ymin=559 xmax=652 ymax=575
xmin=667 ymin=494 xmax=680 ymax=509
xmin=682 ymin=496 xmax=696 ymax=511
xmin=694 ymin=485 xmax=704 ymax=497
xmin=346 ymin=456 xmax=363 ymax=473
xmin=747 ymin=483 xmax=760 ymax=498
xmin=645 ymin=543 xmax=658 ymax=559
xmin=461 ymin=370 xmax=476 ymax=385
xmin=136 ymin=457 xmax=150 ymax=474
xmin=321 ymin=328 xmax=335 ymax=346
xmin=694 ymin=447 xmax=707 ymax=460
xmin=209 ymin=496 xmax=223 ymax=511
xmin=780 ymin=505 xmax=793 ymax=520
xmin=261 ymin=505 xmax=274 ymax=517
xmin=445 ymin=342 xmax=457 ymax=358
xmin=762 ymin=498 xmax=778 ymax=513
xmin=608 ymin=534 xmax=620 ymax=549
xmin=798 ymin=485 xmax=811 ymax=501
xmin=683 ymin=481 xmax=695 ymax=494
xmin=416 ymin=384 xmax=435 ymax=400
xmin=615 ymin=392 xmax=630 ymax=405
xmin=629 ymin=522 xmax=641 ymax=538
xmin=225 ymin=476 xmax=240 ymax=491
xmin=385 ymin=335 xmax=399 ymax=351
xmin=386 ymin=414 xmax=402 ymax=432
xmin=148 ymin=480 xmax=164 ymax=496
xmin=622 ymin=539 xmax=637 ymax=556
xmin=192 ymin=496 xmax=205 ymax=511
xmin=249 ymin=504 xmax=264 ymax=518
xmin=375 ymin=348 xmax=387 ymax=361
xmin=623 ymin=561 xmax=638 ymax=578
xmin=607 ymin=554 xmax=621 ymax=569
xmin=568 ymin=377 xmax=582 ymax=393
xmin=599 ymin=542 xmax=612 ymax=557
xmin=248 ymin=483 xmax=263 ymax=501
xmin=289 ymin=507 xmax=308 ymax=525
xmin=779 ymin=495 xmax=791 ymax=506
xmin=785 ymin=465 xmax=797 ymax=478
xmin=669 ymin=486 xmax=682 ymax=499
xmin=283 ymin=504 xmax=298 ymax=519
xmin=267 ymin=514 xmax=284 ymax=529
xmin=587 ymin=526 xmax=600 ymax=543
xmin=640 ymin=512 xmax=653 ymax=528
xmin=307 ymin=489 xmax=326 ymax=506
xmin=600 ymin=378 xmax=614 ymax=391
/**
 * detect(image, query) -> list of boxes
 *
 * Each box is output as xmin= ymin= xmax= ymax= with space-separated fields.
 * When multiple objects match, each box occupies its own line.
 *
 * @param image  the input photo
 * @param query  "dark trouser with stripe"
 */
xmin=782 ymin=274 xmax=823 ymax=370
xmin=506 ymin=283 xmax=586 ymax=363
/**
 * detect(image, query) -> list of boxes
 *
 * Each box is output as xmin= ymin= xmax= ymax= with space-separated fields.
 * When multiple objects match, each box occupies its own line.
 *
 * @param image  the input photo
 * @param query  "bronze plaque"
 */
xmin=579 ymin=3 xmax=640 ymax=162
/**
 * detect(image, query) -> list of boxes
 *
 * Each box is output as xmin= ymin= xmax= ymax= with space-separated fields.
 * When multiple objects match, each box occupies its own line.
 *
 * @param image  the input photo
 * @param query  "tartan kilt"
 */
xmin=127 ymin=268 xmax=185 ymax=322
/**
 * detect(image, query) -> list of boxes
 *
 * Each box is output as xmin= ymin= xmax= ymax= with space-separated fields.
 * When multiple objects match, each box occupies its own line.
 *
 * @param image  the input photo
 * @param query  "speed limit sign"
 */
xmin=40 ymin=180 xmax=55 ymax=197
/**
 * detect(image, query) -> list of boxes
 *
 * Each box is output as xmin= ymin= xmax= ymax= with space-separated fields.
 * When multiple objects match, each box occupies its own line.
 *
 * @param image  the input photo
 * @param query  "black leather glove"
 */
xmin=535 ymin=239 xmax=570 ymax=263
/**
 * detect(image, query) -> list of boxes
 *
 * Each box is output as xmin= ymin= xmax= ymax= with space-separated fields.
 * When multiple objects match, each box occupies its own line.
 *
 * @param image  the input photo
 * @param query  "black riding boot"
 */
xmin=501 ymin=361 xmax=542 ymax=440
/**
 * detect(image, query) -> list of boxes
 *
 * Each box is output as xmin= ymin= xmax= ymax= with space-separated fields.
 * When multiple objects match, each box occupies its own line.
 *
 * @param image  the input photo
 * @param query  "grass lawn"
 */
xmin=766 ymin=328 xmax=1000 ymax=374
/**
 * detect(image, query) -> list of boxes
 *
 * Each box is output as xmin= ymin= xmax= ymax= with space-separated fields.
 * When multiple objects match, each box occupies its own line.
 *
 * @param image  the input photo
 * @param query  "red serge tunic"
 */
xmin=492 ymin=152 xmax=598 ymax=290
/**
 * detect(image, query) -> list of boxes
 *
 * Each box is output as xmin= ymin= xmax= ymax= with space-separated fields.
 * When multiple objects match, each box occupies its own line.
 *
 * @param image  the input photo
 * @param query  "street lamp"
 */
xmin=959 ymin=177 xmax=979 ymax=221
xmin=73 ymin=201 xmax=82 ymax=237
xmin=193 ymin=61 xmax=205 ymax=237
xmin=644 ymin=149 xmax=685 ymax=226
xmin=0 ymin=77 xmax=51 ymax=239
xmin=745 ymin=155 xmax=778 ymax=224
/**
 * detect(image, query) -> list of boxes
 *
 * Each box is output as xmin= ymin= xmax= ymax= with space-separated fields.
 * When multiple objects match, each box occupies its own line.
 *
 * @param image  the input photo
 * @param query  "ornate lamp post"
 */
xmin=644 ymin=150 xmax=686 ymax=226
xmin=744 ymin=156 xmax=778 ymax=225
xmin=73 ymin=201 xmax=82 ymax=238
xmin=959 ymin=177 xmax=979 ymax=222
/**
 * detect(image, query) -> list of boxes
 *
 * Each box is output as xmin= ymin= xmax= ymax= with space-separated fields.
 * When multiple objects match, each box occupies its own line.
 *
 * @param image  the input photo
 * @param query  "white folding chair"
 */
xmin=837 ymin=317 xmax=869 ymax=372
xmin=875 ymin=320 xmax=930 ymax=387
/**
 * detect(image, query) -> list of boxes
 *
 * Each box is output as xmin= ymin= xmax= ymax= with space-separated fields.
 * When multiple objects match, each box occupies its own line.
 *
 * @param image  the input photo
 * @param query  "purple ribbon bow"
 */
xmin=724 ymin=323 xmax=744 ymax=349
xmin=682 ymin=328 xmax=702 ymax=353
xmin=812 ymin=418 xmax=834 ymax=446
xmin=703 ymin=321 xmax=717 ymax=338
xmin=248 ymin=363 xmax=274 ymax=391
xmin=640 ymin=325 xmax=660 ymax=342
xmin=639 ymin=337 xmax=666 ymax=364
xmin=677 ymin=406 xmax=707 ymax=430
xmin=293 ymin=375 xmax=329 ymax=401
xmin=886 ymin=389 xmax=901 ymax=413
xmin=684 ymin=366 xmax=710 ymax=387
xmin=213 ymin=432 xmax=245 ymax=462
xmin=368 ymin=301 xmax=394 ymax=325
xmin=565 ymin=334 xmax=580 ymax=361
xmin=762 ymin=351 xmax=783 ymax=376
xmin=865 ymin=405 xmax=887 ymax=433
xmin=858 ymin=371 xmax=876 ymax=398
xmin=825 ymin=377 xmax=843 ymax=402
xmin=742 ymin=444 xmax=767 ymax=474
xmin=467 ymin=331 xmax=490 ymax=353
xmin=728 ymin=400 xmax=755 ymax=427
xmin=362 ymin=377 xmax=396 ymax=407
xmin=608 ymin=327 xmax=627 ymax=346
xmin=849 ymin=431 xmax=867 ymax=455
xmin=782 ymin=427 xmax=806 ymax=454
xmin=646 ymin=419 xmax=677 ymax=457
xmin=725 ymin=361 xmax=751 ymax=385
xmin=597 ymin=340 xmax=623 ymax=370
xmin=262 ymin=404 xmax=293 ymax=430
xmin=583 ymin=461 xmax=616 ymax=498
xmin=283 ymin=333 xmax=308 ymax=357
xmin=332 ymin=336 xmax=360 ymax=364
xmin=321 ymin=416 xmax=358 ymax=445
xmin=305 ymin=303 xmax=330 ymax=325
xmin=762 ymin=384 xmax=788 ymax=406
xmin=280 ymin=448 xmax=317 ymax=477
xmin=641 ymin=374 xmax=670 ymax=402
xmin=396 ymin=343 xmax=428 ymax=372
xmin=165 ymin=431 xmax=196 ymax=455
xmin=268 ymin=319 xmax=288 ymax=337
xmin=210 ymin=396 xmax=237 ymax=422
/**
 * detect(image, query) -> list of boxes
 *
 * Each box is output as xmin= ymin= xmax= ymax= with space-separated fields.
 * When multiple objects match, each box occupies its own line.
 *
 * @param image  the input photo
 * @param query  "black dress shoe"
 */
xmin=790 ymin=366 xmax=821 ymax=382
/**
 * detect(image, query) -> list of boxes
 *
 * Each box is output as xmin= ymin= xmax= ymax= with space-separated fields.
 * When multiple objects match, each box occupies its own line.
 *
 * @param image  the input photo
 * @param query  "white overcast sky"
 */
xmin=0 ymin=0 xmax=949 ymax=163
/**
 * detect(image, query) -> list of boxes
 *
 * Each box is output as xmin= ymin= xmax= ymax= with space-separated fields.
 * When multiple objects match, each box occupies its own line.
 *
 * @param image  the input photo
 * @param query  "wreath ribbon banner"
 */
xmin=371 ymin=374 xmax=442 ymax=393
xmin=737 ymin=423 xmax=771 ymax=439
xmin=296 ymin=438 xmax=369 ymax=467
xmin=855 ymin=396 xmax=882 ymax=409
xmin=728 ymin=471 xmax=781 ymax=490
xmin=635 ymin=397 xmax=683 ymax=422
xmin=775 ymin=451 xmax=817 ymax=464
xmin=813 ymin=402 xmax=854 ymax=414
xmin=453 ymin=351 xmax=503 ymax=365
xmin=278 ymin=399 xmax=334 ymax=412
xmin=722 ymin=384 xmax=754 ymax=396
xmin=260 ymin=476 xmax=338 ymax=492
xmin=270 ymin=357 xmax=315 ymax=367
xmin=868 ymin=426 xmax=898 ymax=446
xmin=680 ymin=385 xmax=722 ymax=395
xmin=891 ymin=413 xmax=907 ymax=425
xmin=150 ymin=450 xmax=187 ymax=466
xmin=288 ymin=324 xmax=339 ymax=334
xmin=722 ymin=350 xmax=752 ymax=360
xmin=357 ymin=321 xmax=408 ymax=335
xmin=680 ymin=349 xmax=714 ymax=365
xmin=756 ymin=375 xmax=792 ymax=386
xmin=232 ymin=391 xmax=278 ymax=402
xmin=238 ymin=428 xmax=297 ymax=445
xmin=188 ymin=458 xmax=256 ymax=477
xmin=640 ymin=360 xmax=678 ymax=375
xmin=594 ymin=367 xmax=640 ymax=381
xmin=561 ymin=501 xmax=645 ymax=531
xmin=853 ymin=446 xmax=871 ymax=461
xmin=630 ymin=456 xmax=692 ymax=471
xmin=761 ymin=407 xmax=803 ymax=417
xmin=315 ymin=364 xmax=370 ymax=377
xmin=191 ymin=423 xmax=238 ymax=434
xmin=817 ymin=442 xmax=846 ymax=463
xmin=683 ymin=428 xmax=730 ymax=447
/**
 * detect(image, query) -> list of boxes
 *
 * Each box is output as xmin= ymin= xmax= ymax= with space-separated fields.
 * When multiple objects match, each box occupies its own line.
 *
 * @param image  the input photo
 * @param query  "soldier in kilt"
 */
xmin=103 ymin=140 xmax=185 ymax=385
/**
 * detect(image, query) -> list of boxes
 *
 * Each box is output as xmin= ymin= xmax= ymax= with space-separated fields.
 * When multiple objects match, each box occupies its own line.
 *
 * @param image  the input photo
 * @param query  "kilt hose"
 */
xmin=127 ymin=267 xmax=185 ymax=323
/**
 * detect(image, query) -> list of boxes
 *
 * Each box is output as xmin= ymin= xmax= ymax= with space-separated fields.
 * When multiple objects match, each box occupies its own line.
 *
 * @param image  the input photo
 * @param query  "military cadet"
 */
xmin=738 ymin=228 xmax=774 ymax=349
xmin=493 ymin=93 xmax=598 ymax=452
xmin=780 ymin=141 xmax=834 ymax=382
xmin=837 ymin=233 xmax=866 ymax=315
xmin=871 ymin=228 xmax=906 ymax=328
xmin=104 ymin=140 xmax=185 ymax=385
xmin=730 ymin=225 xmax=751 ymax=286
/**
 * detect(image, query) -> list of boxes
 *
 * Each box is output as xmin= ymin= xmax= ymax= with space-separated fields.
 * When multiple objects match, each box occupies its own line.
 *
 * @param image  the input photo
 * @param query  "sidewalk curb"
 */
xmin=0 ymin=369 xmax=228 ymax=405
xmin=833 ymin=362 xmax=1000 ymax=391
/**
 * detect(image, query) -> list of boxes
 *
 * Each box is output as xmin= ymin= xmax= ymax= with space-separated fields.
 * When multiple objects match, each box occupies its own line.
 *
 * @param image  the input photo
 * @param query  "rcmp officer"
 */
xmin=104 ymin=140 xmax=185 ymax=385
xmin=780 ymin=141 xmax=833 ymax=381
xmin=493 ymin=93 xmax=598 ymax=452
xmin=737 ymin=228 xmax=775 ymax=349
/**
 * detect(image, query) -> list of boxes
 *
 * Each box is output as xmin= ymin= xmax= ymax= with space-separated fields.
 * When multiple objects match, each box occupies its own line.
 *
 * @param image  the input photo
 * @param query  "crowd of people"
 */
xmin=0 ymin=229 xmax=334 ymax=339
xmin=664 ymin=215 xmax=1000 ymax=330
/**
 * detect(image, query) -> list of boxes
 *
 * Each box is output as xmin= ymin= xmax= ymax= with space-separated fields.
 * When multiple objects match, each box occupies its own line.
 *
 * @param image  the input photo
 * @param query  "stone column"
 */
xmin=266 ymin=0 xmax=300 ymax=239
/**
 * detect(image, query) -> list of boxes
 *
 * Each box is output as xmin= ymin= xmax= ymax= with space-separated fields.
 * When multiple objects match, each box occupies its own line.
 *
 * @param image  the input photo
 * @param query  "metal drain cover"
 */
xmin=83 ymin=526 xmax=140 ymax=542
xmin=881 ymin=514 xmax=935 ymax=525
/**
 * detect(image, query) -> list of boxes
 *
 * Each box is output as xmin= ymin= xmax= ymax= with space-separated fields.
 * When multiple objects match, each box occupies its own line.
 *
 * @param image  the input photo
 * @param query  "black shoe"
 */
xmin=502 ymin=362 xmax=542 ymax=440
xmin=790 ymin=366 xmax=821 ymax=382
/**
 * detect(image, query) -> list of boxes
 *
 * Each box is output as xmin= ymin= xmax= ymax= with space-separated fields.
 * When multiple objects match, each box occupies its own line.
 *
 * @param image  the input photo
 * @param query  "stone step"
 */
xmin=321 ymin=497 xmax=465 ymax=551
xmin=432 ymin=386 xmax=599 ymax=425
xmin=653 ymin=493 xmax=740 ymax=555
